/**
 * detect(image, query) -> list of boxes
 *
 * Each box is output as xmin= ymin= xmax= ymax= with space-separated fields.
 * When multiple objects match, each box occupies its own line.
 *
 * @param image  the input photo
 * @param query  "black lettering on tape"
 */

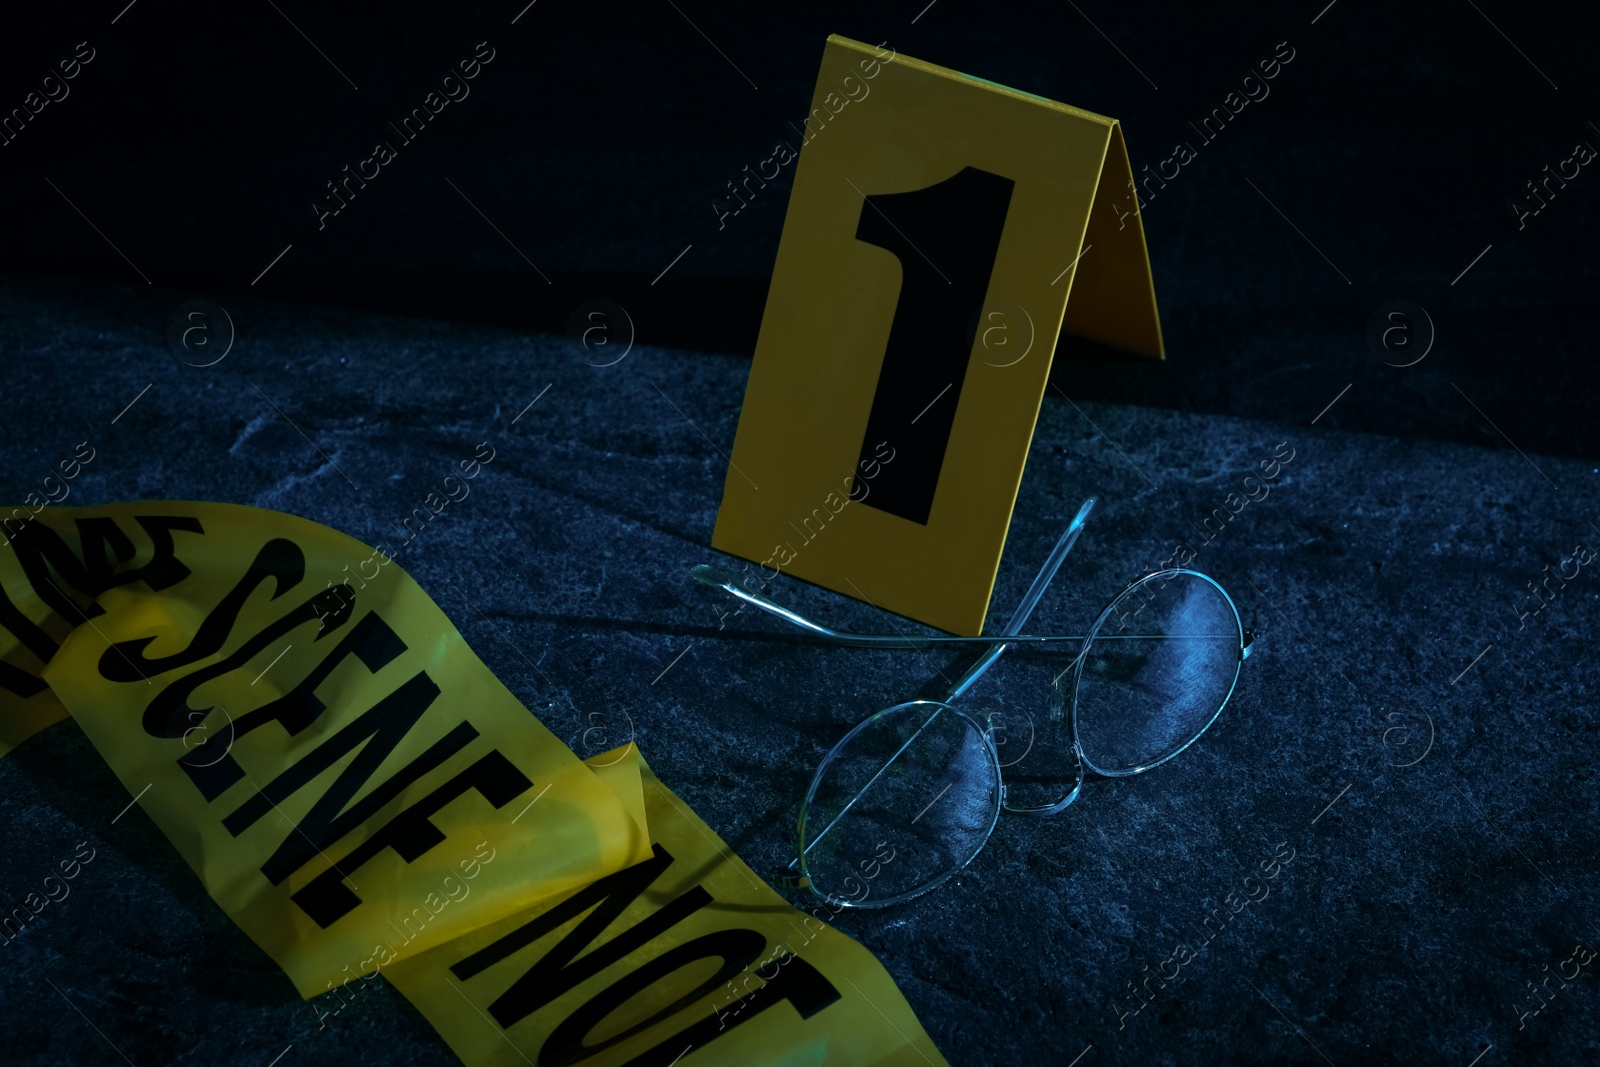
xmin=72 ymin=517 xmax=138 ymax=594
xmin=9 ymin=517 xmax=113 ymax=623
xmin=122 ymin=515 xmax=206 ymax=591
xmin=170 ymin=604 xmax=392 ymax=800
xmin=0 ymin=514 xmax=203 ymax=693
xmin=291 ymin=747 xmax=532 ymax=927
xmin=451 ymin=844 xmax=712 ymax=1027
xmin=0 ymin=575 xmax=57 ymax=678
xmin=0 ymin=519 xmax=113 ymax=666
xmin=611 ymin=953 xmax=844 ymax=1067
xmin=221 ymin=670 xmax=468 ymax=879
xmin=105 ymin=536 xmax=306 ymax=684
xmin=539 ymin=929 xmax=767 ymax=1066
xmin=446 ymin=841 xmax=843 ymax=1066
xmin=0 ymin=659 xmax=49 ymax=699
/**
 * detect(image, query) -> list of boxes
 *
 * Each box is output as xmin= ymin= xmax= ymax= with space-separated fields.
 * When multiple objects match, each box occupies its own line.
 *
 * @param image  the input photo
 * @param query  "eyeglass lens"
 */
xmin=799 ymin=701 xmax=1001 ymax=908
xmin=1073 ymin=570 xmax=1244 ymax=776
xmin=797 ymin=571 xmax=1243 ymax=906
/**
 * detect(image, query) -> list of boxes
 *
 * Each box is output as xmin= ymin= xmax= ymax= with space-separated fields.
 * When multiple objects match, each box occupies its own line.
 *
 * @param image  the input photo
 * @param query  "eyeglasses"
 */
xmin=693 ymin=498 xmax=1253 ymax=908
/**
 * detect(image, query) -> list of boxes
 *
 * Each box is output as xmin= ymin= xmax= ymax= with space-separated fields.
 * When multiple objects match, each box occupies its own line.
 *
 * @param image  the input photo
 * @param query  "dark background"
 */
xmin=2 ymin=2 xmax=1598 ymax=1066
xmin=1 ymin=0 xmax=1595 ymax=456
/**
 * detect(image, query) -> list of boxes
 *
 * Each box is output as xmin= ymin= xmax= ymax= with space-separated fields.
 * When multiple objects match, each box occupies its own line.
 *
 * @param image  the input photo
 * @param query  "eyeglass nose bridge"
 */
xmin=977 ymin=707 xmax=1088 ymax=818
xmin=999 ymin=740 xmax=1086 ymax=818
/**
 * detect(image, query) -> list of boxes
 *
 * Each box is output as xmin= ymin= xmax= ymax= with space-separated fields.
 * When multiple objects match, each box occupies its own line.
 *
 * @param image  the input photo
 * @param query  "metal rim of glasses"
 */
xmin=789 ymin=569 xmax=1249 ymax=906
xmin=794 ymin=698 xmax=1002 ymax=910
xmin=1067 ymin=567 xmax=1249 ymax=780
xmin=694 ymin=497 xmax=1255 ymax=908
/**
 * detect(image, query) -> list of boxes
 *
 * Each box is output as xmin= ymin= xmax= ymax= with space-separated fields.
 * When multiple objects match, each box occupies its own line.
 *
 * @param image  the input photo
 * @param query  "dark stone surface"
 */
xmin=1 ymin=272 xmax=1597 ymax=1064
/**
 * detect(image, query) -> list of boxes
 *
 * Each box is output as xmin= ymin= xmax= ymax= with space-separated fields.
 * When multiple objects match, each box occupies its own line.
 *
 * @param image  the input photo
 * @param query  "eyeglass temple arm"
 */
xmin=692 ymin=498 xmax=1101 ymax=650
xmin=692 ymin=563 xmax=1252 ymax=653
xmin=943 ymin=497 xmax=1095 ymax=701
xmin=785 ymin=500 xmax=1099 ymax=881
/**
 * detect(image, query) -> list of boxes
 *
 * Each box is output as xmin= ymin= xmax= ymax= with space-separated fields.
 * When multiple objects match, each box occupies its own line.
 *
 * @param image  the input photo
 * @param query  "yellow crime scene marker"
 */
xmin=0 ymin=33 xmax=1169 ymax=1066
xmin=713 ymin=35 xmax=1164 ymax=636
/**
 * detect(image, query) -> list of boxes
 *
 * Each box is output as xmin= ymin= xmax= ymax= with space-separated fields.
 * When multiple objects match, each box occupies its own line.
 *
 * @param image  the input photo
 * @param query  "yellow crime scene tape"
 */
xmin=0 ymin=502 xmax=947 ymax=1066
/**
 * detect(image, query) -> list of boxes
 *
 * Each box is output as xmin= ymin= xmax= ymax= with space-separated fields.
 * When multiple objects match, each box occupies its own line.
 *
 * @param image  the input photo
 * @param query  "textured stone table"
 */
xmin=2 ymin=271 xmax=1596 ymax=1065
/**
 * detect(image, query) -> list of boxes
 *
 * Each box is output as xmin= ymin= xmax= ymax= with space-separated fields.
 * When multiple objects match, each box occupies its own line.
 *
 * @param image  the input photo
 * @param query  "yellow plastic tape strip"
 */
xmin=386 ymin=743 xmax=948 ymax=1067
xmin=1 ymin=502 xmax=949 ymax=1066
xmin=1 ymin=502 xmax=651 ymax=996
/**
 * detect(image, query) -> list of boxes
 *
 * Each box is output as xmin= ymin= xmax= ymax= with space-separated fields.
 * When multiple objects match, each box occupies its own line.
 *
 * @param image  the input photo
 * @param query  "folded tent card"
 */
xmin=712 ymin=35 xmax=1165 ymax=636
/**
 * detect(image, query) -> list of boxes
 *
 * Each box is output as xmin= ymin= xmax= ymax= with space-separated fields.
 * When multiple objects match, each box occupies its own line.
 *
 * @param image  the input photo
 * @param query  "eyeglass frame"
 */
xmin=693 ymin=497 xmax=1254 ymax=907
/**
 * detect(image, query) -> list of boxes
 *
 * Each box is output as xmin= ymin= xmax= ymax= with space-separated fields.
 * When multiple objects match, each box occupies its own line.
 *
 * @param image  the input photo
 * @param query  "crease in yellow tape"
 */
xmin=0 ymin=502 xmax=947 ymax=1066
xmin=386 ymin=744 xmax=948 ymax=1067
